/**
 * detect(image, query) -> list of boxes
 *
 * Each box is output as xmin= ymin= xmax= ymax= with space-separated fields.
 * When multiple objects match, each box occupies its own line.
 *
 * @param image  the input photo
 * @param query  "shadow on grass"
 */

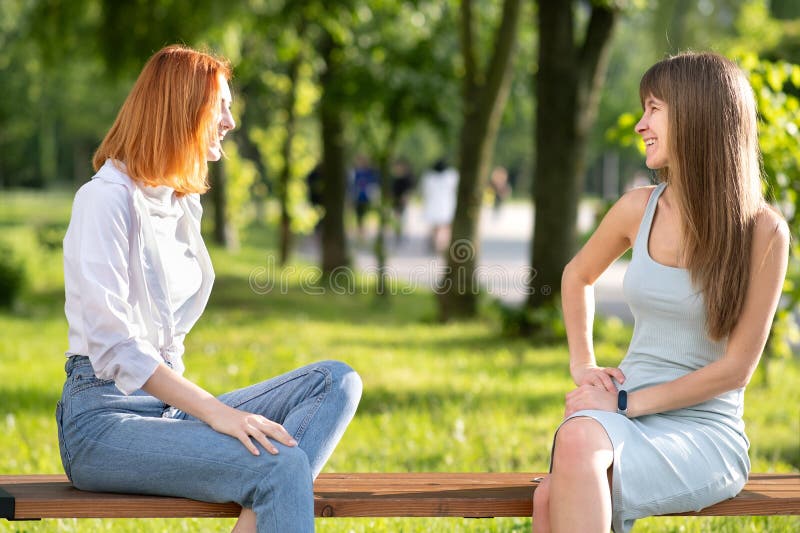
xmin=358 ymin=386 xmax=564 ymax=417
xmin=0 ymin=387 xmax=60 ymax=415
xmin=18 ymin=288 xmax=67 ymax=315
xmin=752 ymin=441 xmax=800 ymax=471
xmin=208 ymin=274 xmax=438 ymax=327
xmin=346 ymin=333 xmax=544 ymax=355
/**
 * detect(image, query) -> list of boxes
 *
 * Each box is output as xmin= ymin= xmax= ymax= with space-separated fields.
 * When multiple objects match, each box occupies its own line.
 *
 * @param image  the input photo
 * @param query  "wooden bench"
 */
xmin=1 ymin=473 xmax=798 ymax=521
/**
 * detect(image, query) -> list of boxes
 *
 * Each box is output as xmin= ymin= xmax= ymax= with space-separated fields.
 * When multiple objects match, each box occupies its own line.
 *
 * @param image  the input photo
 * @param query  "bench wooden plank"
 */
xmin=1 ymin=473 xmax=798 ymax=520
xmin=315 ymin=473 xmax=539 ymax=518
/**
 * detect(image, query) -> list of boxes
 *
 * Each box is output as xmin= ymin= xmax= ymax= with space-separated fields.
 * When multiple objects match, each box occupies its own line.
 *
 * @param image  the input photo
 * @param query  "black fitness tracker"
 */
xmin=617 ymin=389 xmax=628 ymax=417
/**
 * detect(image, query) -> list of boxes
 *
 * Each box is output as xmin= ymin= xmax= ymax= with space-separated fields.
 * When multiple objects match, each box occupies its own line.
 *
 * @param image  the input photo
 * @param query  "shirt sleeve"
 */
xmin=64 ymin=180 xmax=162 ymax=395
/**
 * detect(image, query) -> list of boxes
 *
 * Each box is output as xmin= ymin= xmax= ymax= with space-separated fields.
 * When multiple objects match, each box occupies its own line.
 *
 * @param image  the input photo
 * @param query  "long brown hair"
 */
xmin=93 ymin=45 xmax=231 ymax=194
xmin=639 ymin=52 xmax=763 ymax=340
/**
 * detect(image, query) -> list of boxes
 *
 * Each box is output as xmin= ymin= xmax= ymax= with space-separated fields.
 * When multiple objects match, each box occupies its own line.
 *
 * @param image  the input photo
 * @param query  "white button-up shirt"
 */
xmin=63 ymin=160 xmax=214 ymax=394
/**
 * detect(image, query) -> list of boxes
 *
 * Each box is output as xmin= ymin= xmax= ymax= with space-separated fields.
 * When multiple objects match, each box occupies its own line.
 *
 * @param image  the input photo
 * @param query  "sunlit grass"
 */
xmin=0 ymin=191 xmax=797 ymax=532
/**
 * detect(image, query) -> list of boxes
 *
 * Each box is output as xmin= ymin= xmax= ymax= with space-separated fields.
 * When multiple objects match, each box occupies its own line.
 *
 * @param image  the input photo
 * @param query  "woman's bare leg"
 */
xmin=231 ymin=507 xmax=257 ymax=533
xmin=532 ymin=475 xmax=552 ymax=533
xmin=549 ymin=418 xmax=614 ymax=532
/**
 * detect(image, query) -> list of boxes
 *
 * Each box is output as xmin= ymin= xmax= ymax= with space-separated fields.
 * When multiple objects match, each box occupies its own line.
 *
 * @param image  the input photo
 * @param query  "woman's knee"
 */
xmin=320 ymin=360 xmax=362 ymax=407
xmin=260 ymin=444 xmax=312 ymax=486
xmin=552 ymin=418 xmax=612 ymax=469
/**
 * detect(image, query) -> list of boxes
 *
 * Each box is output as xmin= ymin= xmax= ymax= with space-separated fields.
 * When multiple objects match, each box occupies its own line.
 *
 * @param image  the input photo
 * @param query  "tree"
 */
xmin=276 ymin=35 xmax=304 ymax=265
xmin=316 ymin=27 xmax=352 ymax=274
xmin=525 ymin=0 xmax=618 ymax=314
xmin=437 ymin=0 xmax=523 ymax=320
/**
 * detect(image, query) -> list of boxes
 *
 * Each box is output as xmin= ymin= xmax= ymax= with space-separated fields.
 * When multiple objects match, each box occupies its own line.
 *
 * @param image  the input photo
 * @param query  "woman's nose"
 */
xmin=634 ymin=115 xmax=646 ymax=134
xmin=223 ymin=112 xmax=235 ymax=132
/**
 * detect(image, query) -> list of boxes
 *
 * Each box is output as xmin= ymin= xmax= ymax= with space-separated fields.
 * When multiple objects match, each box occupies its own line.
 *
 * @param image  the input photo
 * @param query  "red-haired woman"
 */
xmin=58 ymin=45 xmax=361 ymax=532
xmin=532 ymin=52 xmax=789 ymax=532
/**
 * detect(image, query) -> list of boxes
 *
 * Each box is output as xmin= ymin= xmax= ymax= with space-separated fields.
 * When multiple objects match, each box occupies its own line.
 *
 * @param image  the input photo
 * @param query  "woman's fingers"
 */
xmin=606 ymin=367 xmax=626 ymax=384
xmin=209 ymin=407 xmax=297 ymax=456
xmin=596 ymin=371 xmax=615 ymax=392
xmin=237 ymin=431 xmax=262 ymax=456
xmin=578 ymin=366 xmax=624 ymax=391
xmin=237 ymin=416 xmax=298 ymax=456
xmin=246 ymin=420 xmax=280 ymax=455
xmin=257 ymin=418 xmax=298 ymax=448
xmin=590 ymin=367 xmax=626 ymax=391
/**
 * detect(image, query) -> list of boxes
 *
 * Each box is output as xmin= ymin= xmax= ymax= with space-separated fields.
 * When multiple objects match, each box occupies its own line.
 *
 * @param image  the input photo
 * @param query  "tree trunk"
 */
xmin=374 ymin=127 xmax=398 ymax=297
xmin=318 ymin=32 xmax=350 ymax=274
xmin=526 ymin=1 xmax=617 ymax=310
xmin=209 ymin=160 xmax=237 ymax=250
xmin=437 ymin=0 xmax=522 ymax=320
xmin=278 ymin=53 xmax=301 ymax=266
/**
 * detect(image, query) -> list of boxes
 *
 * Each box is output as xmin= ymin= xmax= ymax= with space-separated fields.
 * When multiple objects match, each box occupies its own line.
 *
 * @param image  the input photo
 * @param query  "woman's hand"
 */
xmin=208 ymin=405 xmax=298 ymax=456
xmin=141 ymin=365 xmax=298 ymax=457
xmin=571 ymin=364 xmax=625 ymax=392
xmin=564 ymin=384 xmax=617 ymax=418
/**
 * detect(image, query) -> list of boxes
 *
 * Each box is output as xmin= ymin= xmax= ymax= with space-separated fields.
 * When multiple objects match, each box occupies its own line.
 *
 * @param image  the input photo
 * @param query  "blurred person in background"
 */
xmin=421 ymin=158 xmax=459 ymax=253
xmin=390 ymin=157 xmax=415 ymax=243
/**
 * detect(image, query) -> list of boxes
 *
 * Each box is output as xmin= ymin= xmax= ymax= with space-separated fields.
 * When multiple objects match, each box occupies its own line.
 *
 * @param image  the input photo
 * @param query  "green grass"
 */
xmin=0 ymin=190 xmax=798 ymax=532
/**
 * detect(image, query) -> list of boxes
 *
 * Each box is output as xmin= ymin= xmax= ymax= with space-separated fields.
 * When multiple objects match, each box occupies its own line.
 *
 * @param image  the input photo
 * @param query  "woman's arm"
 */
xmin=142 ymin=365 xmax=297 ymax=455
xmin=562 ymin=188 xmax=651 ymax=391
xmin=565 ymin=209 xmax=790 ymax=417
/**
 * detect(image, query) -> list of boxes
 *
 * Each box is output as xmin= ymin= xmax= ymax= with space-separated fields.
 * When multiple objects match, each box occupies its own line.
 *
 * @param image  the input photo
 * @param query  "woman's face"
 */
xmin=635 ymin=94 xmax=670 ymax=169
xmin=207 ymin=74 xmax=235 ymax=162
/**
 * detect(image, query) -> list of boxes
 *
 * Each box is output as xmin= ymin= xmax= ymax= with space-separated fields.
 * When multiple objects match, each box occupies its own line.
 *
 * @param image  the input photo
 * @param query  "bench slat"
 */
xmin=315 ymin=473 xmax=538 ymax=518
xmin=1 ymin=473 xmax=798 ymax=520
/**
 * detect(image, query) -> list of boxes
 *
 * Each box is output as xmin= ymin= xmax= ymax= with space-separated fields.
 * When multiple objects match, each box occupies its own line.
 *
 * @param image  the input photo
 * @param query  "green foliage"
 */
xmin=494 ymin=300 xmax=567 ymax=342
xmin=35 ymin=223 xmax=68 ymax=252
xmin=219 ymin=141 xmax=258 ymax=240
xmin=335 ymin=1 xmax=462 ymax=157
xmin=728 ymin=0 xmax=783 ymax=56
xmin=605 ymin=111 xmax=643 ymax=150
xmin=248 ymin=88 xmax=320 ymax=235
xmin=736 ymin=53 xmax=800 ymax=359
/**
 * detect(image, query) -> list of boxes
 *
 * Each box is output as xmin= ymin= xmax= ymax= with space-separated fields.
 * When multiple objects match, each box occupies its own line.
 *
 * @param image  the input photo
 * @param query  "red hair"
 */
xmin=93 ymin=45 xmax=232 ymax=194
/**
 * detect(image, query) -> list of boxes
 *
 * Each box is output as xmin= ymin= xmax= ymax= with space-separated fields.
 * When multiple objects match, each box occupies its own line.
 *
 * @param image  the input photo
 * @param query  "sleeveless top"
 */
xmin=620 ymin=183 xmax=745 ymax=436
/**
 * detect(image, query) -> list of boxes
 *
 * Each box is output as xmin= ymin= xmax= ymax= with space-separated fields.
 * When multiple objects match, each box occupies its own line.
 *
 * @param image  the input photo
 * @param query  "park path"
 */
xmin=298 ymin=201 xmax=633 ymax=323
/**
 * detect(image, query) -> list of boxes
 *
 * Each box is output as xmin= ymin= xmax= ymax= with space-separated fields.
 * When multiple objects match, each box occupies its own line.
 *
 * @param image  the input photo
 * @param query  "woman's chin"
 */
xmin=645 ymin=160 xmax=667 ymax=170
xmin=206 ymin=147 xmax=222 ymax=162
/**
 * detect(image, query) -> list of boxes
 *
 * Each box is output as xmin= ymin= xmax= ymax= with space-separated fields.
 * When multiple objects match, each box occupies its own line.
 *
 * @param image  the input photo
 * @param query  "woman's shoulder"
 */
xmin=76 ymin=176 xmax=131 ymax=208
xmin=752 ymin=204 xmax=790 ymax=252
xmin=619 ymin=184 xmax=658 ymax=207
xmin=78 ymin=160 xmax=133 ymax=197
xmin=607 ymin=185 xmax=656 ymax=225
xmin=72 ymin=166 xmax=135 ymax=224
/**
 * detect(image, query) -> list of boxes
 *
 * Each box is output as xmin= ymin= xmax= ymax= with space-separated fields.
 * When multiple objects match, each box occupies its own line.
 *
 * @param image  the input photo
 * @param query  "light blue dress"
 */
xmin=560 ymin=183 xmax=750 ymax=532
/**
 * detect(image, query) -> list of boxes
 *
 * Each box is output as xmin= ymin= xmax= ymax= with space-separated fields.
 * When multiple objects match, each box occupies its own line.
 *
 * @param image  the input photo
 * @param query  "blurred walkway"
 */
xmin=298 ymin=201 xmax=633 ymax=323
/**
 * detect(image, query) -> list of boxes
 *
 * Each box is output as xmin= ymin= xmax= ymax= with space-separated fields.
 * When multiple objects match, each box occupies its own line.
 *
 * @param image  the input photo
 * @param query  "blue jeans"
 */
xmin=56 ymin=356 xmax=361 ymax=532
